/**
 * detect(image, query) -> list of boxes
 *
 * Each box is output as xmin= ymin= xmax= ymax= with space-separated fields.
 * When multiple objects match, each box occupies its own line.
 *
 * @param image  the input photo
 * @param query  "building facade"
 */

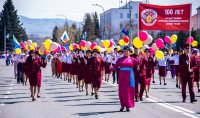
xmin=197 ymin=6 xmax=200 ymax=36
xmin=100 ymin=1 xmax=142 ymax=42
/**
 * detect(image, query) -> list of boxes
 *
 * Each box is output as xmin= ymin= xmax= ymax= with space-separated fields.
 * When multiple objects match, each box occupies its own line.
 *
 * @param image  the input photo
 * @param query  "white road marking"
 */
xmin=0 ymin=103 xmax=5 ymax=106
xmin=6 ymin=91 xmax=10 ymax=94
xmin=8 ymin=87 xmax=12 ymax=90
xmin=4 ymin=96 xmax=8 ymax=99
xmin=104 ymin=81 xmax=200 ymax=118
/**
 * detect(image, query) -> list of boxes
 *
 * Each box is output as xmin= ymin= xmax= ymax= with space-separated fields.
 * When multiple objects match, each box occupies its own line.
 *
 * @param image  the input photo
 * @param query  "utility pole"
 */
xmin=92 ymin=4 xmax=105 ymax=40
xmin=129 ymin=0 xmax=132 ymax=44
xmin=3 ymin=19 xmax=6 ymax=53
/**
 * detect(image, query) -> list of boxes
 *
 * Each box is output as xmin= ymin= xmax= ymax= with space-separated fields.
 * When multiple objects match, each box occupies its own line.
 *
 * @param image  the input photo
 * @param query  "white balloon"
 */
xmin=142 ymin=45 xmax=149 ymax=51
xmin=152 ymin=43 xmax=159 ymax=50
xmin=27 ymin=40 xmax=32 ymax=45
xmin=144 ymin=35 xmax=153 ymax=45
xmin=86 ymin=41 xmax=91 ymax=49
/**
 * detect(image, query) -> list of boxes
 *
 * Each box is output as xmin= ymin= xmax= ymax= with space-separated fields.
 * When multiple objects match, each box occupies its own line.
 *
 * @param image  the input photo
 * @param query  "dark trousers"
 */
xmin=17 ymin=71 xmax=23 ymax=83
xmin=135 ymin=75 xmax=146 ymax=99
xmin=181 ymin=76 xmax=195 ymax=100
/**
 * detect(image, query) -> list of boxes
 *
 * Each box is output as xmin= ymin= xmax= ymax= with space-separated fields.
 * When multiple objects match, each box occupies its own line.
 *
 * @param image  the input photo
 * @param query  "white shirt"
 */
xmin=171 ymin=54 xmax=179 ymax=65
xmin=60 ymin=54 xmax=67 ymax=62
xmin=67 ymin=54 xmax=73 ymax=64
xmin=158 ymin=56 xmax=169 ymax=66
xmin=103 ymin=55 xmax=112 ymax=63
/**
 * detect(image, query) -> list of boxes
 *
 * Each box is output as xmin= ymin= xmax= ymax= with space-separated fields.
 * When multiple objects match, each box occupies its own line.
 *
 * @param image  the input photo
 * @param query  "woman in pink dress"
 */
xmin=114 ymin=46 xmax=138 ymax=112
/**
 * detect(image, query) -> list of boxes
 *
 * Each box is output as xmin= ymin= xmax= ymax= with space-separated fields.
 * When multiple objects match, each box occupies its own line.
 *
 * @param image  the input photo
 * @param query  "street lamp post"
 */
xmin=92 ymin=4 xmax=105 ymax=40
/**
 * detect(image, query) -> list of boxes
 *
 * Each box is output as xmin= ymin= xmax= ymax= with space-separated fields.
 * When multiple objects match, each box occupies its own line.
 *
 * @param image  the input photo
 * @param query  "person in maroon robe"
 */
xmin=25 ymin=50 xmax=47 ymax=101
xmin=72 ymin=52 xmax=79 ymax=87
xmin=130 ymin=48 xmax=140 ymax=102
xmin=138 ymin=52 xmax=147 ymax=101
xmin=192 ymin=49 xmax=200 ymax=92
xmin=77 ymin=50 xmax=85 ymax=92
xmin=55 ymin=55 xmax=62 ymax=79
xmin=179 ymin=45 xmax=197 ymax=103
xmin=88 ymin=49 xmax=104 ymax=99
xmin=84 ymin=50 xmax=93 ymax=96
xmin=144 ymin=49 xmax=154 ymax=98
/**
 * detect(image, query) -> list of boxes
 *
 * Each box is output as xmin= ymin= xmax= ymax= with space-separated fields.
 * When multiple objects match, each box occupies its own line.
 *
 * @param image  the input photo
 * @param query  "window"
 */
xmin=120 ymin=13 xmax=123 ymax=19
xmin=127 ymin=13 xmax=130 ymax=18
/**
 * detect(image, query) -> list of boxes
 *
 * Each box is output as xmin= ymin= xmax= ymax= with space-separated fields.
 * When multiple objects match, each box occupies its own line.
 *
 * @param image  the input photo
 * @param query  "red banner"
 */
xmin=139 ymin=3 xmax=191 ymax=31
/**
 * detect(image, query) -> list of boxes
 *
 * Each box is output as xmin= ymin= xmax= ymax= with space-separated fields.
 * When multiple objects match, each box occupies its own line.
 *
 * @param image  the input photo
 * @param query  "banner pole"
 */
xmin=189 ymin=3 xmax=192 ymax=70
xmin=137 ymin=2 xmax=140 ymax=37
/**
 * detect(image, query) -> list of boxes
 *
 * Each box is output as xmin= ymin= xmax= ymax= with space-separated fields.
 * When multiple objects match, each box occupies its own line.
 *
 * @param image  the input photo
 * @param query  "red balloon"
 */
xmin=123 ymin=37 xmax=129 ymax=43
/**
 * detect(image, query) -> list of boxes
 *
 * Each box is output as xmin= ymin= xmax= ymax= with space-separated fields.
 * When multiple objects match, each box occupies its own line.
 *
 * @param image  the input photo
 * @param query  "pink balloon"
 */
xmin=156 ymin=38 xmax=164 ymax=49
xmin=86 ymin=41 xmax=91 ymax=49
xmin=187 ymin=36 xmax=194 ymax=44
xmin=90 ymin=42 xmax=97 ymax=49
xmin=109 ymin=40 xmax=114 ymax=48
xmin=61 ymin=46 xmax=66 ymax=51
xmin=149 ymin=47 xmax=155 ymax=55
xmin=73 ymin=43 xmax=78 ymax=50
xmin=80 ymin=40 xmax=86 ymax=47
xmin=139 ymin=31 xmax=148 ymax=41
xmin=54 ymin=45 xmax=61 ymax=52
xmin=164 ymin=36 xmax=171 ymax=44
xmin=20 ymin=42 xmax=25 ymax=49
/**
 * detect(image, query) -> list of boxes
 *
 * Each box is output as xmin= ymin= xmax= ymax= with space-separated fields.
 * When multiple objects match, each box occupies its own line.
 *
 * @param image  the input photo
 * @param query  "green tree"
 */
xmin=83 ymin=13 xmax=95 ymax=41
xmin=52 ymin=25 xmax=59 ymax=42
xmin=0 ymin=0 xmax=28 ymax=51
xmin=93 ymin=12 xmax=100 ymax=38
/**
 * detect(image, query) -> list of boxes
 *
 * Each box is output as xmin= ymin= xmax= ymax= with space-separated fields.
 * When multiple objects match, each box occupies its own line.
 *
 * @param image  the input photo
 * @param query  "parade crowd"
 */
xmin=4 ymin=44 xmax=200 ymax=112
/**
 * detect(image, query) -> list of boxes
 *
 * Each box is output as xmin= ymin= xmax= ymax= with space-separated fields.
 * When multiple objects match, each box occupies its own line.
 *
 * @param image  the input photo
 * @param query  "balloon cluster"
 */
xmin=39 ymin=39 xmax=61 ymax=55
xmin=68 ymin=39 xmax=118 ymax=53
xmin=15 ymin=39 xmax=38 ymax=54
xmin=186 ymin=36 xmax=198 ymax=47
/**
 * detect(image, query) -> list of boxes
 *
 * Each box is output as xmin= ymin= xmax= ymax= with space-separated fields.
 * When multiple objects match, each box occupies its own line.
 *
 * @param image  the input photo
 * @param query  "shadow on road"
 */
xmin=74 ymin=110 xmax=119 ymax=116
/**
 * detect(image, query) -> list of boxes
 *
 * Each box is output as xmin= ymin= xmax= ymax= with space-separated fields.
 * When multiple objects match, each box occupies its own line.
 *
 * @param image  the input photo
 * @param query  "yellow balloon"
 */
xmin=32 ymin=42 xmax=37 ymax=47
xmin=119 ymin=39 xmax=125 ymax=46
xmin=81 ymin=46 xmax=86 ymax=51
xmin=132 ymin=37 xmax=143 ymax=49
xmin=107 ymin=48 xmax=111 ymax=53
xmin=25 ymin=45 xmax=29 ymax=50
xmin=29 ymin=45 xmax=35 ymax=50
xmin=192 ymin=41 xmax=198 ymax=47
xmin=171 ymin=34 xmax=177 ymax=44
xmin=103 ymin=40 xmax=110 ymax=48
xmin=15 ymin=48 xmax=21 ymax=54
xmin=155 ymin=50 xmax=164 ymax=60
xmin=38 ymin=50 xmax=44 ymax=55
xmin=94 ymin=45 xmax=101 ymax=52
xmin=116 ymin=46 xmax=121 ymax=51
xmin=169 ymin=49 xmax=173 ymax=54
xmin=44 ymin=39 xmax=52 ymax=50
xmin=69 ymin=44 xmax=73 ymax=51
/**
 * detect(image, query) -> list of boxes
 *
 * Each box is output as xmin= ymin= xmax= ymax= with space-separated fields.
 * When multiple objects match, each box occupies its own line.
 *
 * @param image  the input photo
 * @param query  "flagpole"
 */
xmin=137 ymin=2 xmax=140 ymax=37
xmin=189 ymin=3 xmax=192 ymax=70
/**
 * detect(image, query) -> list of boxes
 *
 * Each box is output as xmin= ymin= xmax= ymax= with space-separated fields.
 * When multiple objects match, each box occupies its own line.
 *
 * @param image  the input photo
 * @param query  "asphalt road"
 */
xmin=0 ymin=59 xmax=200 ymax=118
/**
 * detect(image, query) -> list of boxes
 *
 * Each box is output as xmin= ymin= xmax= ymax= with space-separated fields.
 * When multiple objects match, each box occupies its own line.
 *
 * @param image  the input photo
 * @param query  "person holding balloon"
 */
xmin=157 ymin=51 xmax=170 ymax=85
xmin=130 ymin=48 xmax=140 ymax=102
xmin=179 ymin=45 xmax=197 ymax=103
xmin=66 ymin=51 xmax=73 ymax=83
xmin=84 ymin=50 xmax=93 ymax=96
xmin=77 ymin=50 xmax=86 ymax=92
xmin=60 ymin=50 xmax=68 ymax=81
xmin=144 ymin=48 xmax=154 ymax=98
xmin=87 ymin=49 xmax=104 ymax=99
xmin=55 ymin=54 xmax=62 ymax=79
xmin=103 ymin=51 xmax=112 ymax=82
xmin=25 ymin=50 xmax=47 ymax=101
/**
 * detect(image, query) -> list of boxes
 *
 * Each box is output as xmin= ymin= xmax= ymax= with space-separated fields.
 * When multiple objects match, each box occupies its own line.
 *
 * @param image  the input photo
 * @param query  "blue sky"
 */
xmin=0 ymin=0 xmax=199 ymax=22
